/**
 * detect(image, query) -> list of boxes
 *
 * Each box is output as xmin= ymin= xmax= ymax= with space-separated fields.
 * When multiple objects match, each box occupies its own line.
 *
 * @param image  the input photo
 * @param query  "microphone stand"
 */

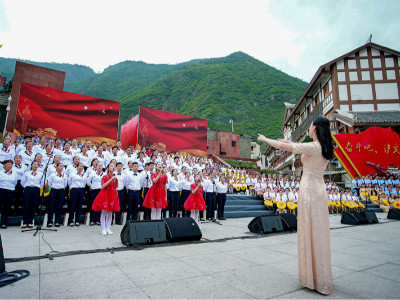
xmin=22 ymin=149 xmax=57 ymax=235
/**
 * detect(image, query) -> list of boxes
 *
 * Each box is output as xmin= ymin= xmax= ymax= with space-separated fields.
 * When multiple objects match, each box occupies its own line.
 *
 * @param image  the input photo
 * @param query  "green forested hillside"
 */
xmin=0 ymin=53 xmax=308 ymax=139
xmin=67 ymin=61 xmax=179 ymax=102
xmin=119 ymin=52 xmax=307 ymax=139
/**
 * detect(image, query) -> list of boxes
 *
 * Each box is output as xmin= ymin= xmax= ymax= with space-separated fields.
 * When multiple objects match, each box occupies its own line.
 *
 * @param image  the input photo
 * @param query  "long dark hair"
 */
xmin=313 ymin=117 xmax=334 ymax=160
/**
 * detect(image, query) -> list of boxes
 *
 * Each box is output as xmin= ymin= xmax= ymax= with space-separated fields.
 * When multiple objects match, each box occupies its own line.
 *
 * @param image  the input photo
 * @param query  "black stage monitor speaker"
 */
xmin=387 ymin=208 xmax=400 ymax=220
xmin=279 ymin=213 xmax=297 ymax=231
xmin=364 ymin=211 xmax=379 ymax=223
xmin=341 ymin=211 xmax=378 ymax=225
xmin=248 ymin=215 xmax=284 ymax=234
xmin=0 ymin=235 xmax=5 ymax=274
xmin=164 ymin=218 xmax=202 ymax=242
xmin=341 ymin=211 xmax=368 ymax=225
xmin=120 ymin=220 xmax=167 ymax=246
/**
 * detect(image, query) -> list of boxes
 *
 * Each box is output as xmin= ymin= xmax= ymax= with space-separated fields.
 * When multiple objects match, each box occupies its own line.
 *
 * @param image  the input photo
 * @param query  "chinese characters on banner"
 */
xmin=0 ymin=75 xmax=6 ymax=87
xmin=333 ymin=127 xmax=400 ymax=178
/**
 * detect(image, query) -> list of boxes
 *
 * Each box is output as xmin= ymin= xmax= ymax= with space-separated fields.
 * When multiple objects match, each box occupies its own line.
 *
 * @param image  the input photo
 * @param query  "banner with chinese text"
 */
xmin=333 ymin=127 xmax=400 ymax=177
xmin=15 ymin=83 xmax=120 ymax=144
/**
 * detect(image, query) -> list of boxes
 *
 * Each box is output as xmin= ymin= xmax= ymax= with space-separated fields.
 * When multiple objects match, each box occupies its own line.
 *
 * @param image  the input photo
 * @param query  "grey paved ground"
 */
xmin=1 ymin=213 xmax=399 ymax=299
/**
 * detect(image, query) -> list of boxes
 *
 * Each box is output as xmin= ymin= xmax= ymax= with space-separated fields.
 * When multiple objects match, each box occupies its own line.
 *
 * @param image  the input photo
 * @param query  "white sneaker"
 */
xmin=101 ymin=229 xmax=107 ymax=236
xmin=106 ymin=229 xmax=113 ymax=235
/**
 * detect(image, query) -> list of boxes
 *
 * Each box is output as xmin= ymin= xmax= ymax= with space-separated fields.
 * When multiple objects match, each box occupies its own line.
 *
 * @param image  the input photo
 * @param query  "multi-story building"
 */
xmin=265 ymin=42 xmax=400 ymax=177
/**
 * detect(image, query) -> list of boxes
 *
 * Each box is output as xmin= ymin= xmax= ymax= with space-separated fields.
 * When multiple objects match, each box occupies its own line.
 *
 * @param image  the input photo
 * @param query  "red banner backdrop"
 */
xmin=15 ymin=83 xmax=120 ymax=144
xmin=120 ymin=114 xmax=139 ymax=149
xmin=333 ymin=127 xmax=400 ymax=177
xmin=333 ymin=147 xmax=358 ymax=179
xmin=138 ymin=106 xmax=207 ymax=156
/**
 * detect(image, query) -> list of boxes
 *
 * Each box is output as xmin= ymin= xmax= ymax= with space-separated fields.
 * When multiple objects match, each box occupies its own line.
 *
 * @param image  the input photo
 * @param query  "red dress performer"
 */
xmin=184 ymin=176 xmax=206 ymax=225
xmin=92 ymin=163 xmax=120 ymax=235
xmin=143 ymin=162 xmax=168 ymax=220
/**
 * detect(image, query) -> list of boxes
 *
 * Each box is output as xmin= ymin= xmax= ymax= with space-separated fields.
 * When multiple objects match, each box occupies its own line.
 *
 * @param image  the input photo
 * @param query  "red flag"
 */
xmin=333 ymin=127 xmax=400 ymax=177
xmin=138 ymin=106 xmax=207 ymax=156
xmin=15 ymin=83 xmax=120 ymax=144
xmin=121 ymin=115 xmax=139 ymax=149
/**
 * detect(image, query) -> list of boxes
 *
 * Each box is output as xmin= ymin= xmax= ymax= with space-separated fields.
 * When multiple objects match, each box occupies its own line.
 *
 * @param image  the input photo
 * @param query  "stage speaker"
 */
xmin=364 ymin=211 xmax=379 ymax=223
xmin=279 ymin=213 xmax=297 ymax=231
xmin=341 ymin=211 xmax=378 ymax=225
xmin=341 ymin=211 xmax=367 ymax=225
xmin=387 ymin=208 xmax=400 ymax=220
xmin=0 ymin=235 xmax=5 ymax=274
xmin=164 ymin=218 xmax=202 ymax=242
xmin=120 ymin=220 xmax=167 ymax=246
xmin=248 ymin=215 xmax=284 ymax=234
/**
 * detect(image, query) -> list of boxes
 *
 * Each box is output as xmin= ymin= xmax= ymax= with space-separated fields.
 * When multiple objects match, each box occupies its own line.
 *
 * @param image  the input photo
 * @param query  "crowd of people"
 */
xmin=0 ymin=133 xmax=253 ymax=233
xmin=352 ymin=174 xmax=400 ymax=212
xmin=2 ymin=133 xmax=399 ymax=233
xmin=245 ymin=172 xmax=399 ymax=215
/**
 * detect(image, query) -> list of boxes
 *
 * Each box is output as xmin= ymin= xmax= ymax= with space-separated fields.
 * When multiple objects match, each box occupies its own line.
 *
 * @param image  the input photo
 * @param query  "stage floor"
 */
xmin=2 ymin=213 xmax=400 ymax=299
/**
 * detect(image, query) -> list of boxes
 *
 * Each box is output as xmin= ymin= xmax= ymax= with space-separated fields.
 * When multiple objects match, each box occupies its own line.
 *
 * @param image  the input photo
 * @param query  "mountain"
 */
xmin=119 ymin=52 xmax=308 ymax=139
xmin=67 ymin=61 xmax=179 ymax=103
xmin=0 ymin=57 xmax=96 ymax=90
xmin=0 ymin=53 xmax=308 ymax=139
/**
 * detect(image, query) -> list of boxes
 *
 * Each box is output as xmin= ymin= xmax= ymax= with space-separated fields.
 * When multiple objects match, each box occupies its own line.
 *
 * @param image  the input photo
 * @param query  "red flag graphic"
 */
xmin=138 ymin=107 xmax=207 ymax=156
xmin=121 ymin=115 xmax=139 ymax=149
xmin=15 ymin=83 xmax=120 ymax=144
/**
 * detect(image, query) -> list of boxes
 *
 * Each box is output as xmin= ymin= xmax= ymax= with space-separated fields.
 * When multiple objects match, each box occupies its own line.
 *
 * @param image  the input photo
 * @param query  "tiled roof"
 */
xmin=332 ymin=109 xmax=400 ymax=124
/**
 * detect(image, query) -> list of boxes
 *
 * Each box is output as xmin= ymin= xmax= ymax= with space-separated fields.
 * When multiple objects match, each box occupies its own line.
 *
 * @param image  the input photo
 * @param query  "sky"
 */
xmin=1 ymin=0 xmax=400 ymax=82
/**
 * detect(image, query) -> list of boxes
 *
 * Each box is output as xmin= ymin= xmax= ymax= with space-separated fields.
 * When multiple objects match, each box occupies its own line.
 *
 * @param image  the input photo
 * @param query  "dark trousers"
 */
xmin=127 ymin=190 xmax=141 ymax=221
xmin=169 ymin=191 xmax=180 ymax=218
xmin=217 ymin=193 xmax=227 ymax=219
xmin=0 ymin=188 xmax=14 ymax=226
xmin=90 ymin=189 xmax=101 ymax=223
xmin=142 ymin=188 xmax=151 ymax=220
xmin=23 ymin=187 xmax=40 ymax=224
xmin=14 ymin=180 xmax=24 ymax=215
xmin=69 ymin=188 xmax=84 ymax=223
xmin=48 ymin=188 xmax=65 ymax=224
xmin=180 ymin=190 xmax=191 ymax=217
xmin=206 ymin=192 xmax=216 ymax=219
xmin=115 ymin=189 xmax=126 ymax=223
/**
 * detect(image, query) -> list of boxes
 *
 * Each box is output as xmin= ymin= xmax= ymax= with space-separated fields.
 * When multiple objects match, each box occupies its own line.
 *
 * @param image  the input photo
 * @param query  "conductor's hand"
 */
xmin=257 ymin=134 xmax=267 ymax=143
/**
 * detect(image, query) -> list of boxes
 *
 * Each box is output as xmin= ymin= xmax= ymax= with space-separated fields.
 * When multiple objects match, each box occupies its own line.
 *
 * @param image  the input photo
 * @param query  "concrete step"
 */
xmin=225 ymin=204 xmax=267 ymax=211
xmin=225 ymin=199 xmax=264 ymax=206
xmin=225 ymin=210 xmax=276 ymax=218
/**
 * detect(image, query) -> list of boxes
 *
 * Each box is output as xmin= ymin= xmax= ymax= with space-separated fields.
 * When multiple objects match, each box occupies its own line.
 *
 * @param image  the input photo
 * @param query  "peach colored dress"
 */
xmin=292 ymin=141 xmax=332 ymax=295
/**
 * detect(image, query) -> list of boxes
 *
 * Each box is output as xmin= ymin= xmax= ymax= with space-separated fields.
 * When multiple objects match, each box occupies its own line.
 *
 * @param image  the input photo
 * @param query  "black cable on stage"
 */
xmin=4 ymin=219 xmax=394 ymax=264
xmin=0 ymin=270 xmax=30 ymax=288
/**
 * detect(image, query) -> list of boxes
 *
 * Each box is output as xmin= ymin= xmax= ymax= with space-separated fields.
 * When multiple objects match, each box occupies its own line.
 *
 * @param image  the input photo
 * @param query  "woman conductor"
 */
xmin=258 ymin=117 xmax=333 ymax=295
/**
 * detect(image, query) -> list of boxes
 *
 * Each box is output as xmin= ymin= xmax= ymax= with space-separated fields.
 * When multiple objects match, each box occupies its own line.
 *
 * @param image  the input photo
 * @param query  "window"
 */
xmin=315 ymin=94 xmax=320 ymax=106
xmin=323 ymin=83 xmax=330 ymax=99
xmin=220 ymin=151 xmax=227 ymax=156
xmin=232 ymin=141 xmax=236 ymax=147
